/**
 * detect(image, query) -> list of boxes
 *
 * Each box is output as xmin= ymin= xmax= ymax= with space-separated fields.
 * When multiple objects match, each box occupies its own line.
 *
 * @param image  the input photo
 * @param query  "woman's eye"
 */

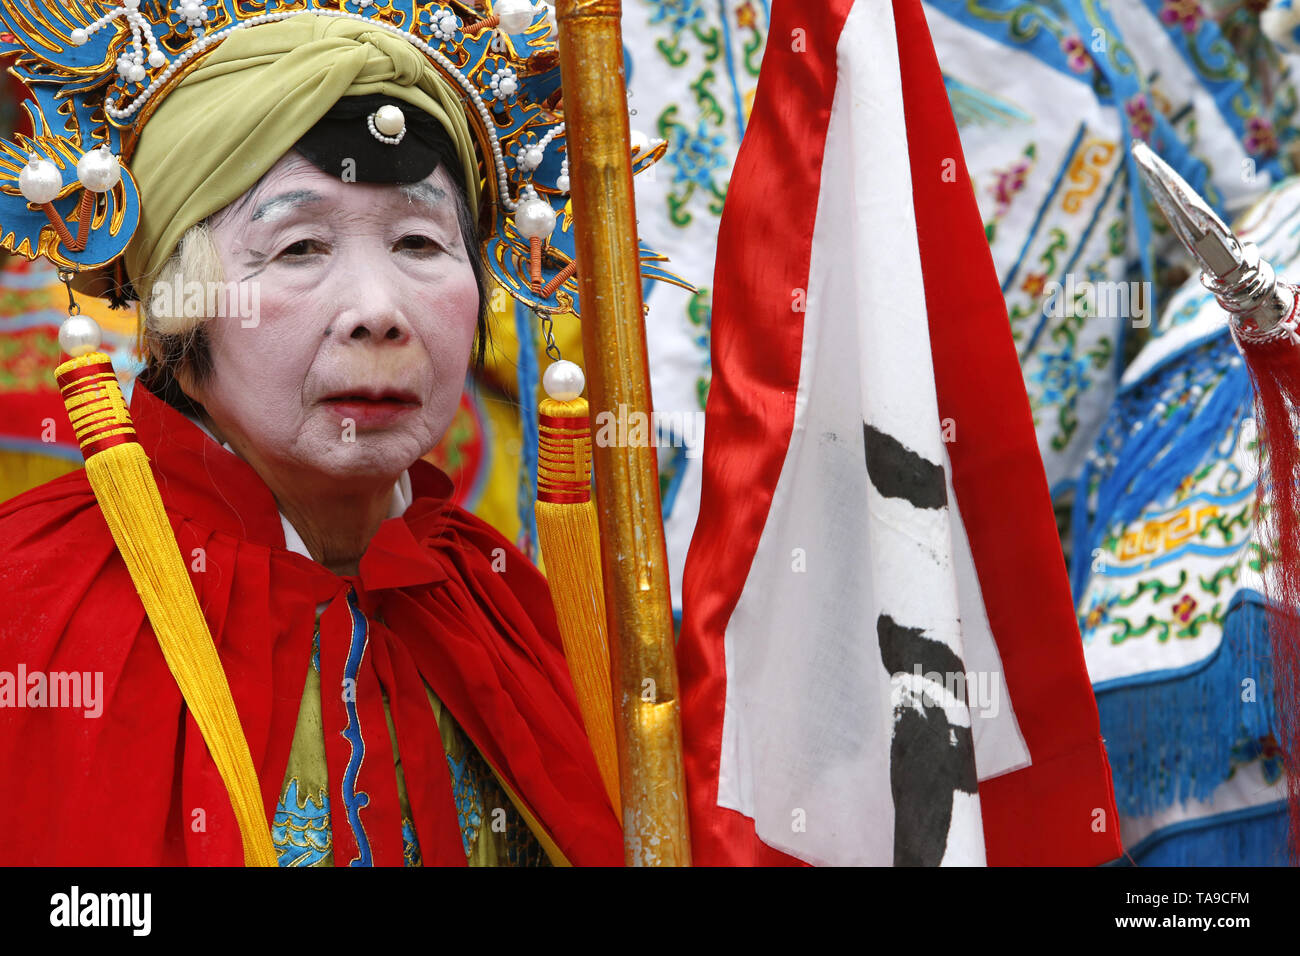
xmin=278 ymin=239 xmax=326 ymax=258
xmin=395 ymin=234 xmax=444 ymax=254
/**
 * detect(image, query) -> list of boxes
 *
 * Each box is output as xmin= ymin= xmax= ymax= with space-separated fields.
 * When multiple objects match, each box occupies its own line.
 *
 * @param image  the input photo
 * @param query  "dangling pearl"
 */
xmin=58 ymin=315 xmax=102 ymax=358
xmin=497 ymin=0 xmax=538 ymax=33
xmin=514 ymin=196 xmax=556 ymax=240
xmin=543 ymin=359 xmax=585 ymax=401
xmin=77 ymin=146 xmax=122 ymax=193
xmin=374 ymin=103 xmax=405 ymax=137
xmin=148 ymin=49 xmax=166 ymax=68
xmin=19 ymin=155 xmax=63 ymax=204
xmin=556 ymin=174 xmax=570 ymax=192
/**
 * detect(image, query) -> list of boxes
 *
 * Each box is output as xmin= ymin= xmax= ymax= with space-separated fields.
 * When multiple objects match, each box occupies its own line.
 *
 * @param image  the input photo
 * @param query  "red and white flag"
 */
xmin=677 ymin=0 xmax=1121 ymax=866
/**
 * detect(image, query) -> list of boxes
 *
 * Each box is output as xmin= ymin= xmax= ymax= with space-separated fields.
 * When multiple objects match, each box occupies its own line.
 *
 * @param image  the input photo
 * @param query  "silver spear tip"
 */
xmin=1130 ymin=140 xmax=1289 ymax=335
xmin=1129 ymin=140 xmax=1242 ymax=281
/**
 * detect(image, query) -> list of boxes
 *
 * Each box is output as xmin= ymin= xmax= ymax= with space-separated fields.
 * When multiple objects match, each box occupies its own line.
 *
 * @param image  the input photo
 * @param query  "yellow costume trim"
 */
xmin=57 ymin=352 xmax=275 ymax=867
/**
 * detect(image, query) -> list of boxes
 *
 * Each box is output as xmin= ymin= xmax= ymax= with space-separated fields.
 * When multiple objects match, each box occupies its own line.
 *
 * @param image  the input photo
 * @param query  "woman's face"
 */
xmin=186 ymin=150 xmax=479 ymax=488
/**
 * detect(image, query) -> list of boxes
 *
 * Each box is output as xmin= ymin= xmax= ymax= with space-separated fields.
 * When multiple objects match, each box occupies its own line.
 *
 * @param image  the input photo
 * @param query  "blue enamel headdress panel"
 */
xmin=0 ymin=0 xmax=691 ymax=313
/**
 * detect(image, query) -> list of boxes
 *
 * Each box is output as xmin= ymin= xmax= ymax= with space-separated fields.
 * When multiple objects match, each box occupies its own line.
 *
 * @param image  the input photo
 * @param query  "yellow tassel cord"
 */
xmin=535 ymin=396 xmax=621 ymax=814
xmin=57 ymin=353 xmax=276 ymax=867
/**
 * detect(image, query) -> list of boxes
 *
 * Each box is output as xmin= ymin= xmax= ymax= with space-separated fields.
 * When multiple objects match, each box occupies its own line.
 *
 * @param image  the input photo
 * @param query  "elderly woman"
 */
xmin=0 ymin=8 xmax=621 ymax=866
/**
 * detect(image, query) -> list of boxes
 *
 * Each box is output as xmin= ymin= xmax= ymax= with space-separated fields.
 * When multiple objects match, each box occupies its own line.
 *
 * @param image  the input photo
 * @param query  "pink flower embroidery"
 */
xmin=1126 ymin=94 xmax=1155 ymax=141
xmin=1159 ymin=0 xmax=1203 ymax=33
xmin=992 ymin=159 xmax=1031 ymax=216
xmin=1061 ymin=35 xmax=1090 ymax=73
xmin=1245 ymin=116 xmax=1278 ymax=158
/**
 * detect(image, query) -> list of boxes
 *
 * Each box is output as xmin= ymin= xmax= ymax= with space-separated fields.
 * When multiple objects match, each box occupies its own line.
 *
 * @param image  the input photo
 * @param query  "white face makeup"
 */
xmin=186 ymin=149 xmax=479 ymax=490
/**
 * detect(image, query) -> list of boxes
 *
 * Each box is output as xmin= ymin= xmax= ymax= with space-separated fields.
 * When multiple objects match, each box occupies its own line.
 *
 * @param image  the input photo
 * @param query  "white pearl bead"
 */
xmin=374 ymin=103 xmax=405 ymax=137
xmin=543 ymin=360 xmax=585 ymax=401
xmin=499 ymin=76 xmax=518 ymax=97
xmin=498 ymin=0 xmax=537 ymax=33
xmin=514 ymin=197 xmax=556 ymax=240
xmin=77 ymin=146 xmax=121 ymax=192
xmin=148 ymin=49 xmax=166 ymax=68
xmin=19 ymin=156 xmax=62 ymax=204
xmin=58 ymin=315 xmax=102 ymax=358
xmin=124 ymin=0 xmax=139 ymax=8
xmin=70 ymin=28 xmax=87 ymax=45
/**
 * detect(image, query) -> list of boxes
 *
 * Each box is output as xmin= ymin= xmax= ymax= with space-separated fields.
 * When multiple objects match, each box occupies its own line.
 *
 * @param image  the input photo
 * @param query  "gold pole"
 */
xmin=554 ymin=0 xmax=692 ymax=866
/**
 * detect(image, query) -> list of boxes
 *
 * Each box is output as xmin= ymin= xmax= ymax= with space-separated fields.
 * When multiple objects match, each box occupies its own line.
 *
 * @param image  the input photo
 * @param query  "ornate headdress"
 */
xmin=0 ymin=0 xmax=687 ymax=315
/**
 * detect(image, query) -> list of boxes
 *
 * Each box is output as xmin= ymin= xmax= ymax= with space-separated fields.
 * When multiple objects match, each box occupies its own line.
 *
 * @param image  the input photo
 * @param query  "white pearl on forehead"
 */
xmin=374 ymin=104 xmax=406 ymax=137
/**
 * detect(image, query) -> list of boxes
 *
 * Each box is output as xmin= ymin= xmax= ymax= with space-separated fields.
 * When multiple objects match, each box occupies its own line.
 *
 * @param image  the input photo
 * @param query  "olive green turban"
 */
xmin=123 ymin=12 xmax=481 ymax=288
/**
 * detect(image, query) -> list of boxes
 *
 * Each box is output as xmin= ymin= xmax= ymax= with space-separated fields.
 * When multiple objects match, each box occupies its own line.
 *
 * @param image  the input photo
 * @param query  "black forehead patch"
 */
xmin=294 ymin=93 xmax=463 ymax=185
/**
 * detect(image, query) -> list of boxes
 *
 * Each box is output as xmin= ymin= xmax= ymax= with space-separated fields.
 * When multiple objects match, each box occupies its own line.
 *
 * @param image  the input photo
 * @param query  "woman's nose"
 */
xmin=334 ymin=264 xmax=415 ymax=345
xmin=343 ymin=311 xmax=412 ymax=344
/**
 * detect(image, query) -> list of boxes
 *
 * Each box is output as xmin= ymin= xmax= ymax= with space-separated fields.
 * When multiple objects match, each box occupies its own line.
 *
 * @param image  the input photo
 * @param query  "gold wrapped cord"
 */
xmin=56 ymin=353 xmax=275 ymax=867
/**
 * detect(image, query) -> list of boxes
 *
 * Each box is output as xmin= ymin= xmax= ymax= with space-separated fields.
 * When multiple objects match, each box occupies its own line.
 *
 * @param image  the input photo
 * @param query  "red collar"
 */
xmin=128 ymin=382 xmax=456 ymax=594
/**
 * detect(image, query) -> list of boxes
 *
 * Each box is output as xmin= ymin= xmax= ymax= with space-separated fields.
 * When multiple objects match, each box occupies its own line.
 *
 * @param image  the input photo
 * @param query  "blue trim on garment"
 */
xmin=927 ymin=0 xmax=1098 ymax=86
xmin=340 ymin=587 xmax=373 ymax=867
xmin=1095 ymin=590 xmax=1279 ymax=816
xmin=1113 ymin=801 xmax=1288 ymax=866
xmin=1092 ymin=589 xmax=1261 ymax=692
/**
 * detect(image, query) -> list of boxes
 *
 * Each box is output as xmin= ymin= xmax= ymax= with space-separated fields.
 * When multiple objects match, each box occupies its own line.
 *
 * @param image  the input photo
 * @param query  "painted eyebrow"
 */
xmin=251 ymin=189 xmax=323 ymax=222
xmin=398 ymin=181 xmax=450 ymax=211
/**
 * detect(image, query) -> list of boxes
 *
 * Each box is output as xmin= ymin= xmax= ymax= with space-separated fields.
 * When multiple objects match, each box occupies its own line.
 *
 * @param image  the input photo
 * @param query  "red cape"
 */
xmin=0 ymin=385 xmax=622 ymax=866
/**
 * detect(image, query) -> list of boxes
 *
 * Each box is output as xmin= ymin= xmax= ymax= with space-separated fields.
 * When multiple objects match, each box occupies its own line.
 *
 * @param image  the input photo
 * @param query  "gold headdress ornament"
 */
xmin=1 ymin=0 xmax=692 ymax=864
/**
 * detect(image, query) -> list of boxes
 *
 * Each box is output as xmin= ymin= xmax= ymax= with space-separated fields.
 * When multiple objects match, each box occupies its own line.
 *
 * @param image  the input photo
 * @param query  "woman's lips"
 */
xmin=320 ymin=390 xmax=420 ymax=429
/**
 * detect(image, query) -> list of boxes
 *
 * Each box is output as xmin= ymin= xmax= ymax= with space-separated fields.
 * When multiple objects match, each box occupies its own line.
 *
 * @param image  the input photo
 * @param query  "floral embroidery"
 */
xmin=1159 ymin=0 xmax=1203 ymax=35
xmin=1125 ymin=93 xmax=1155 ymax=141
xmin=1245 ymin=116 xmax=1278 ymax=158
xmin=1060 ymin=34 xmax=1090 ymax=73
